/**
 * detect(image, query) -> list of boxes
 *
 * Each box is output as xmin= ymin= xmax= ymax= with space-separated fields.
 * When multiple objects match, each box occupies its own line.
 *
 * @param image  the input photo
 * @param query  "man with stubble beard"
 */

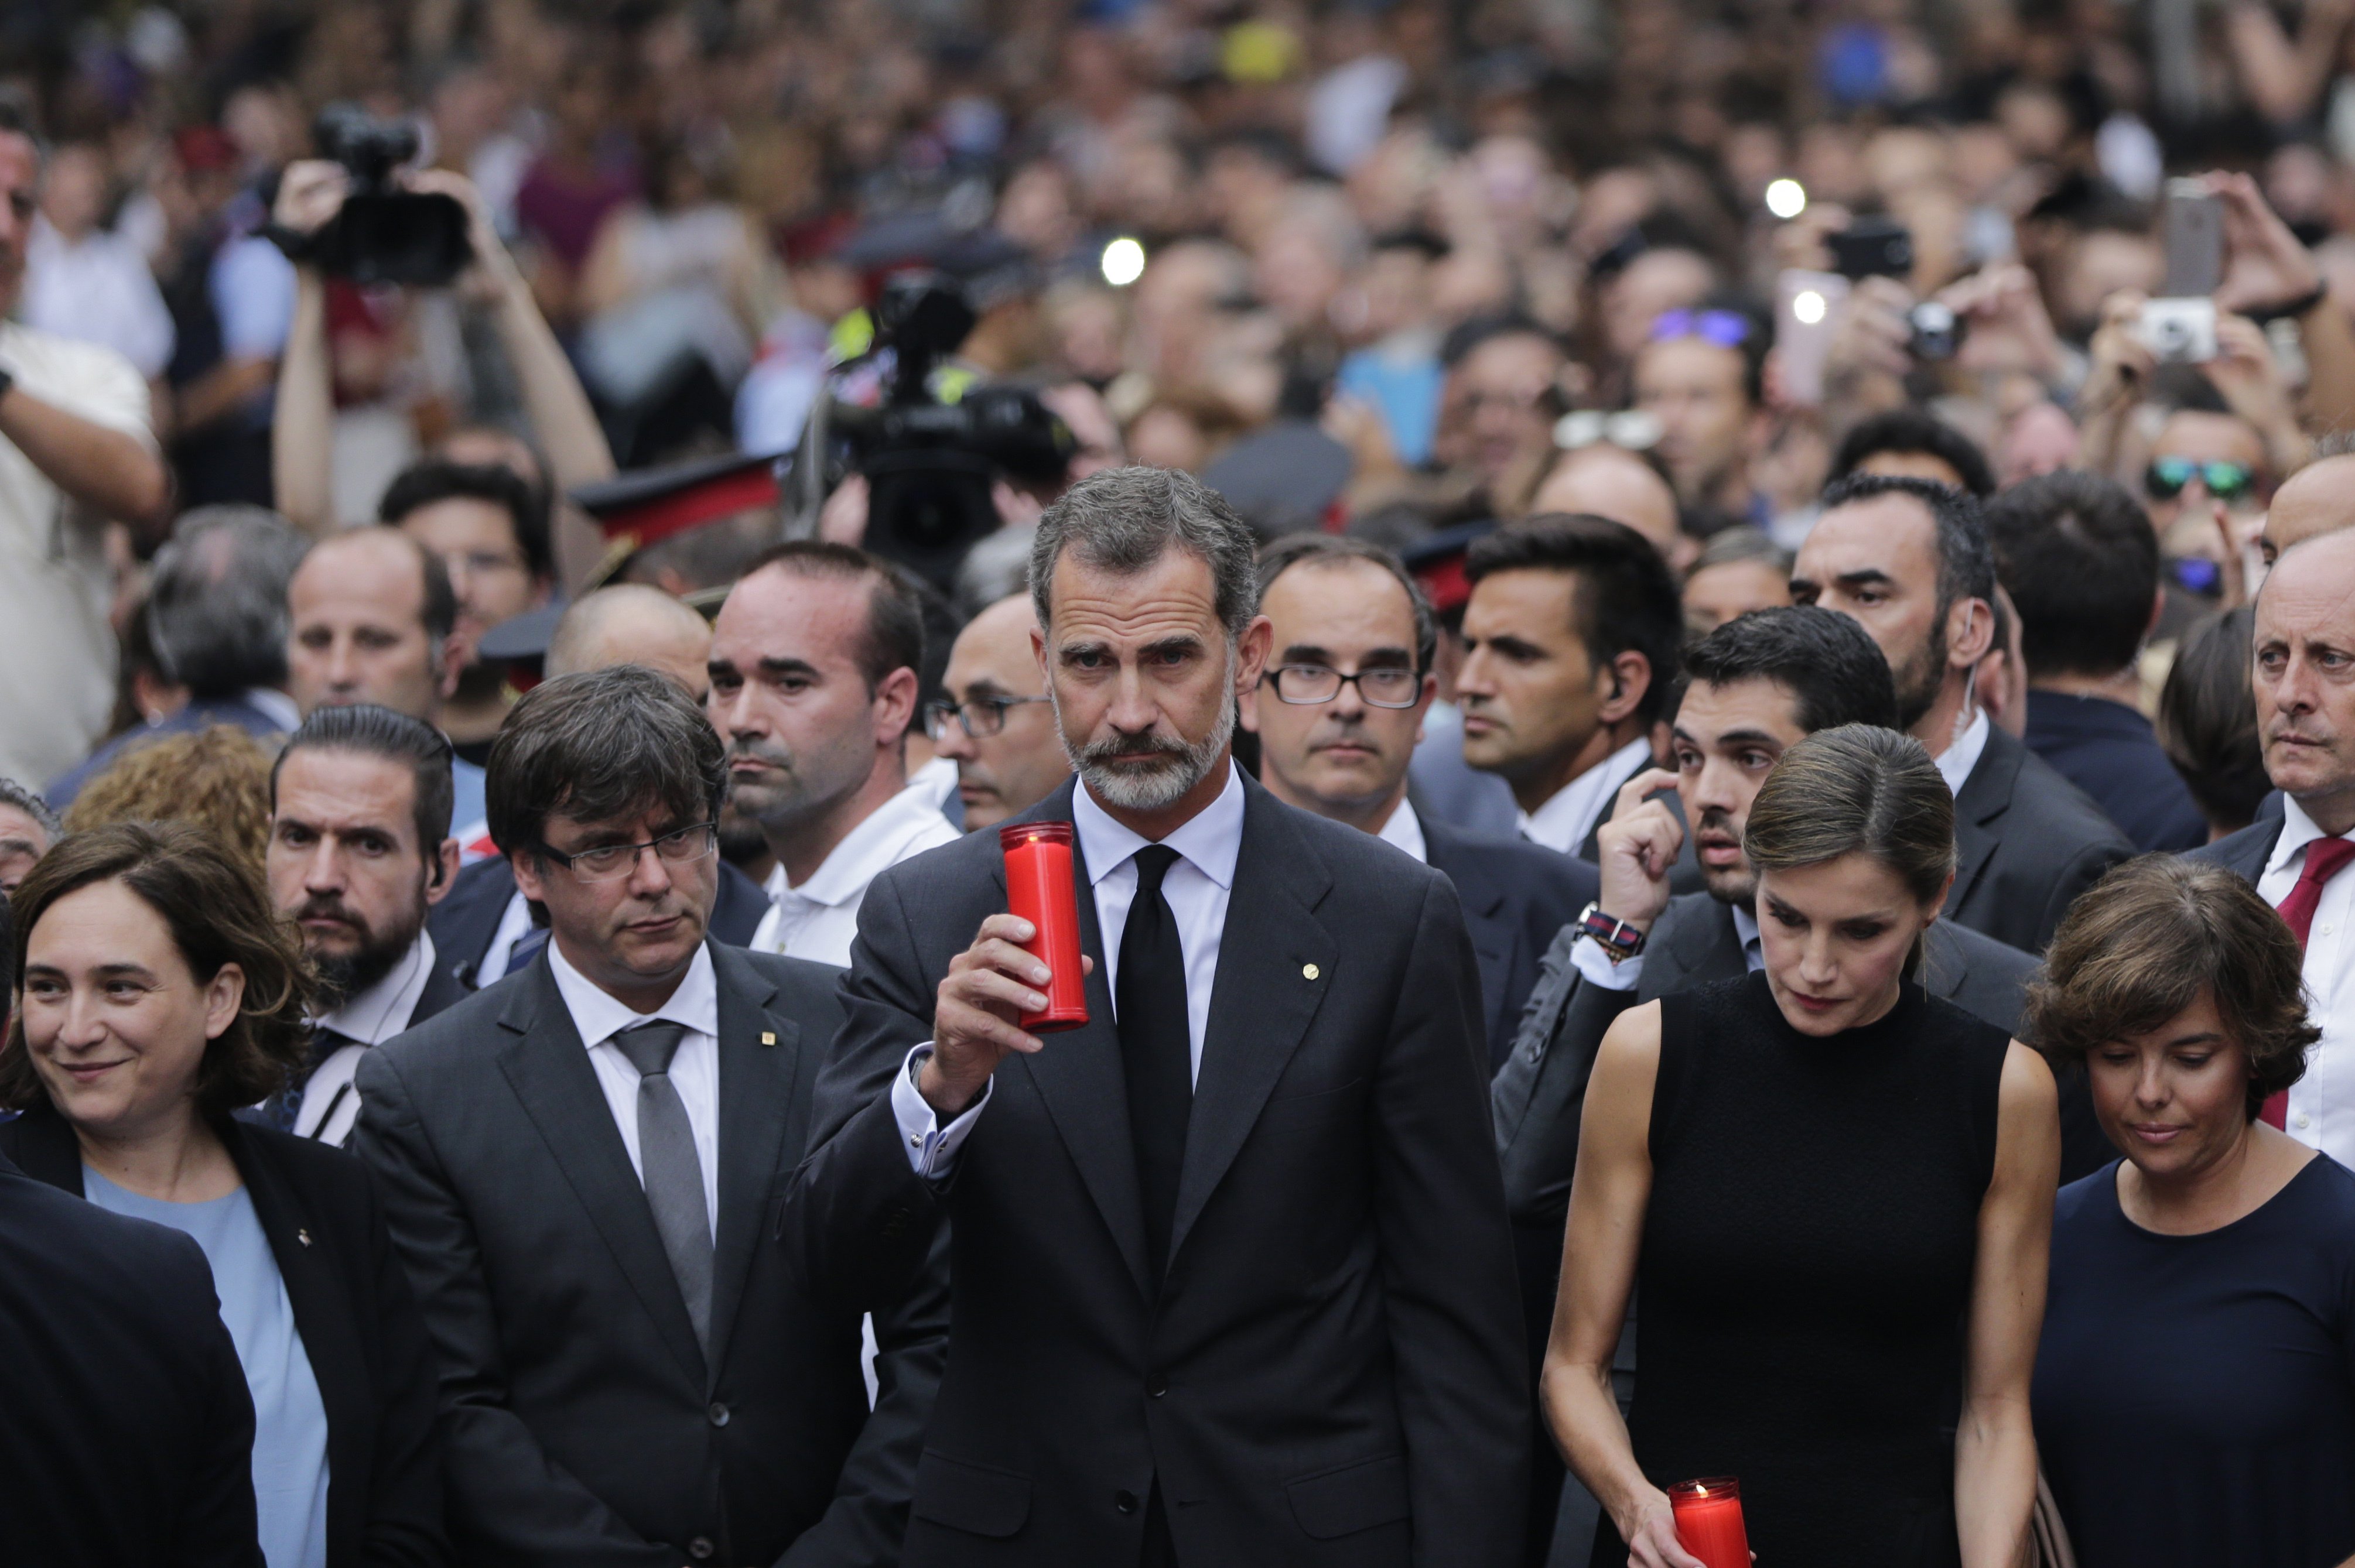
xmin=263 ymin=704 xmax=464 ymax=1145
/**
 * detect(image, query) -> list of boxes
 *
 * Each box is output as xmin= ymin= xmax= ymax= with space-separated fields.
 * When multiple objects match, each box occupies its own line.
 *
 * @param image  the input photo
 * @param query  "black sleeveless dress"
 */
xmin=1594 ymin=971 xmax=2009 ymax=1568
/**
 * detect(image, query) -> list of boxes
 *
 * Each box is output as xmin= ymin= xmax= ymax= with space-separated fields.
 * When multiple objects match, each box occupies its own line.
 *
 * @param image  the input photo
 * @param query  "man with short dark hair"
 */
xmin=1457 ymin=513 xmax=1694 ymax=875
xmin=709 ymin=542 xmax=958 ymax=966
xmin=1985 ymin=470 xmax=2208 ymax=851
xmin=353 ymin=665 xmax=939 ymax=1567
xmin=1244 ymin=533 xmax=1594 ymax=1070
xmin=795 ymin=464 xmax=1526 ymax=1564
xmin=1632 ymin=302 xmax=1770 ymax=523
xmin=265 ymin=704 xmax=464 ymax=1145
xmin=1792 ymin=473 xmax=2131 ymax=950
xmin=1830 ymin=407 xmax=1998 ymax=497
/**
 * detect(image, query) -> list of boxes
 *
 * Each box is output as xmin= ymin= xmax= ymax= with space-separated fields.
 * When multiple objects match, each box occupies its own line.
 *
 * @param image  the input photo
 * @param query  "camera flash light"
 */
xmin=1792 ymin=289 xmax=1828 ymax=325
xmin=1765 ymin=179 xmax=1807 ymax=220
xmin=1102 ymin=237 xmax=1146 ymax=287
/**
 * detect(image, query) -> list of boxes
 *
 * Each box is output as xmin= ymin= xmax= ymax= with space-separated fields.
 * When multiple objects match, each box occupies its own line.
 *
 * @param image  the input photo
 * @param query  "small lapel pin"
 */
xmin=760 ymin=1031 xmax=777 ymax=1046
xmin=1302 ymin=963 xmax=1320 ymax=981
xmin=296 ymin=1228 xmax=312 ymax=1248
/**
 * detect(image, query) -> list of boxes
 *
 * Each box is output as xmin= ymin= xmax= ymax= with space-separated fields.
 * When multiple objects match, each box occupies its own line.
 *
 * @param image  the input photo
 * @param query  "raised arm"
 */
xmin=1954 ymin=1040 xmax=2059 ymax=1568
xmin=268 ymin=161 xmax=346 ymax=537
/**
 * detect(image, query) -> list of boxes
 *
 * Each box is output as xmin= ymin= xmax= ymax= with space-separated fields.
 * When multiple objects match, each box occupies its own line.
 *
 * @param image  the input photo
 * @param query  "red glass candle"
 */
xmin=1668 ymin=1477 xmax=1749 ymax=1568
xmin=998 ymin=821 xmax=1089 ymax=1033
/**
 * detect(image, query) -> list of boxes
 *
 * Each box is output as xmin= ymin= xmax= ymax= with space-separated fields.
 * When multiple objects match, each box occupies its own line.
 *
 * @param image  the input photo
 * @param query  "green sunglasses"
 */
xmin=2145 ymin=457 xmax=2255 ymax=502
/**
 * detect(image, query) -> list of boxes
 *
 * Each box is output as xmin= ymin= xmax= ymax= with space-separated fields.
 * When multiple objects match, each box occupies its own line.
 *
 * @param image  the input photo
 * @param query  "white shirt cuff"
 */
xmin=889 ymin=1044 xmax=990 ymax=1178
xmin=1569 ymin=932 xmax=1644 ymax=993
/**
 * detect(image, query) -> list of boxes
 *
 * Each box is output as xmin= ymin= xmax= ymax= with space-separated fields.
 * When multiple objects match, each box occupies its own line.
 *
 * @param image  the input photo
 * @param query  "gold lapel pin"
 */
xmin=297 ymin=1228 xmax=312 ymax=1248
xmin=1302 ymin=963 xmax=1320 ymax=981
xmin=760 ymin=1031 xmax=777 ymax=1046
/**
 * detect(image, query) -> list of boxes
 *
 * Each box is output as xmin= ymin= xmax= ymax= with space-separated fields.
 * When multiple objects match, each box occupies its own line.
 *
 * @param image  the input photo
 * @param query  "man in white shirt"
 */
xmin=1793 ymin=472 xmax=2131 ymax=951
xmin=264 ymin=704 xmax=464 ymax=1145
xmin=22 ymin=142 xmax=174 ymax=379
xmin=708 ymin=542 xmax=958 ymax=966
xmin=2196 ymin=527 xmax=2355 ymax=1169
xmin=1454 ymin=512 xmax=1689 ymax=863
xmin=0 ymin=107 xmax=172 ymax=787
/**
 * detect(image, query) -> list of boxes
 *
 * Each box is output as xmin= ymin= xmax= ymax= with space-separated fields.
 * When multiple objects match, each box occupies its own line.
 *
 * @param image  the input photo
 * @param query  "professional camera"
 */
xmin=805 ymin=272 xmax=1076 ymax=590
xmin=280 ymin=104 xmax=471 ymax=287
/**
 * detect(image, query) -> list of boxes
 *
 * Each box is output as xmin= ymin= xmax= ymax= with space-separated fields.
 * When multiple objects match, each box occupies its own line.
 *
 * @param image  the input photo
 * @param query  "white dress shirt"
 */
xmin=2256 ymin=795 xmax=2355 ymax=1166
xmin=1931 ymin=706 xmax=1991 ymax=799
xmin=891 ymin=764 xmax=1248 ymax=1175
xmin=548 ymin=939 xmax=723 ymax=1237
xmin=1375 ymin=797 xmax=1428 ymax=864
xmin=294 ymin=932 xmax=437 ymax=1146
xmin=751 ymin=776 xmax=962 ymax=966
xmin=1518 ymin=736 xmax=1655 ymax=855
xmin=1572 ymin=900 xmax=1761 ymax=992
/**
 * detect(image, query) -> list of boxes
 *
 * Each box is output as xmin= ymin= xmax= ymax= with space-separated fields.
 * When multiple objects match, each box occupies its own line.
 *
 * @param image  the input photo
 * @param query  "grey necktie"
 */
xmin=611 ymin=1021 xmax=713 ymax=1353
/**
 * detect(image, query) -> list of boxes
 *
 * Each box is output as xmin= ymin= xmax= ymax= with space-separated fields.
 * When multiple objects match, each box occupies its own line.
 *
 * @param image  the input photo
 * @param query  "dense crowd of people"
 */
xmin=6 ymin=0 xmax=2355 ymax=1564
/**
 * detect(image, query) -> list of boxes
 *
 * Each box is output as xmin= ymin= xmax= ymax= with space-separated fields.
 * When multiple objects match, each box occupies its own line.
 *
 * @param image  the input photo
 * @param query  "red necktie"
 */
xmin=2263 ymin=834 xmax=2355 ymax=1128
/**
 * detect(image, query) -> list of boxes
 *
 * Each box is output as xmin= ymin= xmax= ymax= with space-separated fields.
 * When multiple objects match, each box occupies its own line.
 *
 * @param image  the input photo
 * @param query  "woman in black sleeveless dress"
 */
xmin=1543 ymin=725 xmax=2060 ymax=1568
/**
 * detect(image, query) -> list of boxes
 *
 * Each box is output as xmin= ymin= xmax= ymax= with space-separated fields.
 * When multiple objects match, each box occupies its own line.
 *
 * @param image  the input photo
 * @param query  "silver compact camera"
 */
xmin=2135 ymin=297 xmax=2218 ymax=364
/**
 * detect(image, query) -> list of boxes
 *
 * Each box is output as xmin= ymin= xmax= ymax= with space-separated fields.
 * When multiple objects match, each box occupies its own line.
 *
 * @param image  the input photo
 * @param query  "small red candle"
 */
xmin=1668 ymin=1477 xmax=1749 ymax=1568
xmin=998 ymin=821 xmax=1089 ymax=1033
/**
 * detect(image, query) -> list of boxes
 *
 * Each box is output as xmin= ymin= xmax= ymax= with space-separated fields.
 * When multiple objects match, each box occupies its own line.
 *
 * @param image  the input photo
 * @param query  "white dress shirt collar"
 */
xmin=772 ymin=778 xmax=963 ymax=910
xmin=315 ymin=930 xmax=436 ymax=1046
xmin=546 ymin=937 xmax=720 ymax=1051
xmin=1375 ymin=797 xmax=1428 ymax=864
xmin=1932 ymin=706 xmax=1991 ymax=799
xmin=1519 ymin=735 xmax=1655 ymax=854
xmin=1072 ymin=760 xmax=1246 ymax=889
xmin=2267 ymin=792 xmax=2341 ymax=880
xmin=241 ymin=686 xmax=300 ymax=732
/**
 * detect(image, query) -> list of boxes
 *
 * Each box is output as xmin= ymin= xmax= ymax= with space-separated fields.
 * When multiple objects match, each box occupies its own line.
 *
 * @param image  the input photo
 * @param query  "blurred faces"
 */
xmin=1458 ymin=567 xmax=1623 ymax=809
xmin=1635 ymin=337 xmax=1756 ymax=508
xmin=1669 ymin=677 xmax=1806 ymax=905
xmin=39 ymin=143 xmax=105 ymax=240
xmin=2261 ymin=453 xmax=2355 ymax=564
xmin=512 ymin=804 xmax=718 ymax=1010
xmin=1043 ymin=547 xmax=1270 ymax=820
xmin=708 ymin=566 xmax=914 ymax=843
xmin=932 ymin=595 xmax=1070 ymax=830
xmin=398 ymin=496 xmax=546 ymax=663
xmin=1791 ymin=493 xmax=1958 ymax=732
xmin=0 ymin=799 xmax=51 ymax=894
xmin=268 ymin=748 xmax=456 ymax=1003
xmin=2253 ymin=531 xmax=2355 ymax=833
xmin=1756 ymin=851 xmax=1945 ymax=1038
xmin=1450 ymin=331 xmax=1566 ymax=485
xmin=1602 ymin=249 xmax=1716 ymax=368
xmin=1684 ymin=556 xmax=1793 ymax=633
xmin=20 ymin=879 xmax=244 ymax=1141
xmin=2088 ymin=991 xmax=2257 ymax=1182
xmin=2146 ymin=411 xmax=2267 ymax=562
xmin=0 ymin=132 xmax=37 ymax=312
xmin=1530 ymin=447 xmax=1691 ymax=571
xmin=286 ymin=530 xmax=456 ymax=723
xmin=1243 ymin=558 xmax=1434 ymax=830
xmin=1849 ymin=447 xmax=1969 ymax=491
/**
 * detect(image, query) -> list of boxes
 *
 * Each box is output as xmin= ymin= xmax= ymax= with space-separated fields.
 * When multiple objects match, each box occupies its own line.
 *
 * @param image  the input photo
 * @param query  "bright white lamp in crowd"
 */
xmin=1102 ymin=237 xmax=1147 ymax=287
xmin=1792 ymin=289 xmax=1828 ymax=325
xmin=1765 ymin=179 xmax=1807 ymax=220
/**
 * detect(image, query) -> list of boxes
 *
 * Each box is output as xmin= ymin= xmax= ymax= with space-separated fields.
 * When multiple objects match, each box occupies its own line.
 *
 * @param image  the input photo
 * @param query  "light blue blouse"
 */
xmin=84 ymin=1166 xmax=331 ymax=1568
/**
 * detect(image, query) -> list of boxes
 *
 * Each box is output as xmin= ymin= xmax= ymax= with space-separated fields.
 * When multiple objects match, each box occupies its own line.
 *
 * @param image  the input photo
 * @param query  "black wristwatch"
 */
xmin=0 ymin=364 xmax=16 ymax=408
xmin=1576 ymin=902 xmax=1648 ymax=962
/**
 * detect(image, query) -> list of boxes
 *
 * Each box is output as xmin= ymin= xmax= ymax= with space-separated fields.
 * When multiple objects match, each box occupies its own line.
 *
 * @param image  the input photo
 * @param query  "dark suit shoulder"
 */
xmin=227 ymin=1120 xmax=379 ymax=1207
xmin=718 ymin=944 xmax=848 ymax=1020
xmin=0 ymin=1160 xmax=218 ymax=1301
xmin=1423 ymin=819 xmax=1597 ymax=903
xmin=372 ymin=972 xmax=518 ymax=1076
xmin=2189 ymin=796 xmax=2283 ymax=881
xmin=1933 ymin=920 xmax=2038 ymax=987
xmin=2005 ymin=743 xmax=2135 ymax=845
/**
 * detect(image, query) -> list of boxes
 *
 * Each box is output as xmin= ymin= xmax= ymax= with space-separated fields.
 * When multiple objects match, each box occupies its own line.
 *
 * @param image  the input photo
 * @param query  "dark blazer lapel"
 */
xmin=1645 ymin=898 xmax=1746 ymax=997
xmin=705 ymin=943 xmax=801 ymax=1377
xmin=408 ymin=953 xmax=469 ymax=1026
xmin=1949 ymin=725 xmax=2019 ymax=916
xmin=1169 ymin=782 xmax=1337 ymax=1268
xmin=493 ymin=959 xmax=707 ymax=1386
xmin=1424 ymin=823 xmax=1515 ymax=1042
xmin=1004 ymin=785 xmax=1153 ymax=1297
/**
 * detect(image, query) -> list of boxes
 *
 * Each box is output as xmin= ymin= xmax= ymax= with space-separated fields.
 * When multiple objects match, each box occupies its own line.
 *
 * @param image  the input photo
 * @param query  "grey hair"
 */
xmin=0 ymin=777 xmax=61 ymax=840
xmin=148 ymin=505 xmax=309 ymax=698
xmin=1029 ymin=466 xmax=1260 ymax=641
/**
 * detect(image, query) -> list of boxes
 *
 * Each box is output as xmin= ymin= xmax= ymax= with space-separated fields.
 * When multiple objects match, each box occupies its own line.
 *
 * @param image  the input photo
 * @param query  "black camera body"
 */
xmin=821 ymin=272 xmax=1075 ymax=590
xmin=293 ymin=104 xmax=472 ymax=287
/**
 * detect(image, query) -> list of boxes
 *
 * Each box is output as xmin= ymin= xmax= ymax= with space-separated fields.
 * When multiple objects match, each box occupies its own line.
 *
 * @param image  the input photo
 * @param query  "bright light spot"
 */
xmin=1765 ymin=178 xmax=1807 ymax=220
xmin=1792 ymin=289 xmax=1828 ymax=326
xmin=1101 ymin=237 xmax=1146 ymax=287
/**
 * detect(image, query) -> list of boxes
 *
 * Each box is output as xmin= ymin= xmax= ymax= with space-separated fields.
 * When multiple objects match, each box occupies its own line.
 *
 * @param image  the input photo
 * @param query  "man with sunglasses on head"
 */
xmin=353 ymin=665 xmax=942 ymax=1568
xmin=1243 ymin=536 xmax=1595 ymax=1073
xmin=927 ymin=593 xmax=1072 ymax=831
xmin=1632 ymin=299 xmax=1772 ymax=529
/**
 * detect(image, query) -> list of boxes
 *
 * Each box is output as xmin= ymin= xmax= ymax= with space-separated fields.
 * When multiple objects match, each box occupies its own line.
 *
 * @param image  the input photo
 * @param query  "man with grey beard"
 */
xmin=708 ymin=542 xmax=958 ymax=966
xmin=789 ymin=465 xmax=1527 ymax=1567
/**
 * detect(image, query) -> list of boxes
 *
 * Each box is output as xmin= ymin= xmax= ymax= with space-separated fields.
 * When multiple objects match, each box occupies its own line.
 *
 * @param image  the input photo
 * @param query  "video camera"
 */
xmin=274 ymin=104 xmax=471 ymax=287
xmin=803 ymin=272 xmax=1076 ymax=590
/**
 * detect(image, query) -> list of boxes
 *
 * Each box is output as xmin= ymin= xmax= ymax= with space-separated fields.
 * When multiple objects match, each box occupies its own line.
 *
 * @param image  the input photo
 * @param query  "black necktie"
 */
xmin=1118 ymin=845 xmax=1192 ymax=1282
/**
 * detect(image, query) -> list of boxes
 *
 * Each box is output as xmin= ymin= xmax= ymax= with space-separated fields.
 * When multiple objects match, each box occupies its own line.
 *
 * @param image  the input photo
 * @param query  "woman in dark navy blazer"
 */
xmin=2 ymin=822 xmax=446 ymax=1568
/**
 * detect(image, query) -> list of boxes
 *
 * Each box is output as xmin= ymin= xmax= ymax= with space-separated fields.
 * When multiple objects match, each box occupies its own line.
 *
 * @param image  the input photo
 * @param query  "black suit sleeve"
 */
xmin=2034 ymin=837 xmax=2135 ymax=953
xmin=182 ymin=1241 xmax=271 ymax=1568
xmin=353 ymin=1162 xmax=454 ymax=1568
xmin=1492 ymin=945 xmax=1640 ymax=1225
xmin=351 ymin=1050 xmax=671 ymax=1568
xmin=1376 ymin=872 xmax=1530 ymax=1568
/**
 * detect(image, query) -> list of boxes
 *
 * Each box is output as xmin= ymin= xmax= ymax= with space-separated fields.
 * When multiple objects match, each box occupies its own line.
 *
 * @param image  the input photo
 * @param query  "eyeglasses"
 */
xmin=535 ymin=822 xmax=719 ymax=882
xmin=1649 ymin=309 xmax=1755 ymax=348
xmin=1554 ymin=408 xmax=1665 ymax=453
xmin=924 ymin=694 xmax=1051 ymax=740
xmin=1261 ymin=663 xmax=1423 ymax=708
xmin=2145 ymin=457 xmax=2256 ymax=502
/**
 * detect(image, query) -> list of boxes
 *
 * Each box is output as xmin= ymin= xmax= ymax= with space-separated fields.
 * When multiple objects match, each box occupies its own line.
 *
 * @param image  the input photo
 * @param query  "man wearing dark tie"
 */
xmin=353 ymin=665 xmax=940 ymax=1566
xmin=2195 ymin=527 xmax=2355 ymax=1167
xmin=794 ymin=465 xmax=1527 ymax=1566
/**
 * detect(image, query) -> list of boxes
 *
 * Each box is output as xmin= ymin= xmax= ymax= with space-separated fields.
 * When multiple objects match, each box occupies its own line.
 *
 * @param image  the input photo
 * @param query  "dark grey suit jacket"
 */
xmin=1420 ymin=816 xmax=1597 ymax=1074
xmin=2189 ymin=790 xmax=2286 ymax=883
xmin=352 ymin=943 xmax=942 ymax=1568
xmin=1948 ymin=723 xmax=2134 ymax=954
xmin=791 ymin=773 xmax=1528 ymax=1568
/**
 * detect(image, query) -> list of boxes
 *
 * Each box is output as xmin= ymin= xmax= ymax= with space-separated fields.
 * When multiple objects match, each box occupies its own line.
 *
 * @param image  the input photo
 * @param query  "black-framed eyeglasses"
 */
xmin=535 ymin=822 xmax=719 ymax=882
xmin=1261 ymin=663 xmax=1424 ymax=708
xmin=924 ymin=694 xmax=1051 ymax=740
